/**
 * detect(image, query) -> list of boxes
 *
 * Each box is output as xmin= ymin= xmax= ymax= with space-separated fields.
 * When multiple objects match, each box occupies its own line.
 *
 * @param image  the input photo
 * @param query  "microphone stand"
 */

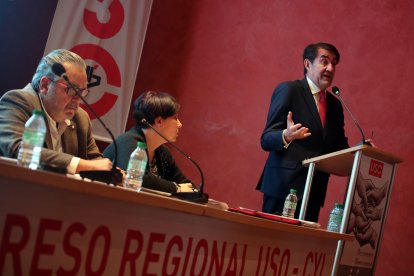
xmin=331 ymin=87 xmax=372 ymax=146
xmin=139 ymin=116 xmax=209 ymax=204
xmin=52 ymin=63 xmax=122 ymax=185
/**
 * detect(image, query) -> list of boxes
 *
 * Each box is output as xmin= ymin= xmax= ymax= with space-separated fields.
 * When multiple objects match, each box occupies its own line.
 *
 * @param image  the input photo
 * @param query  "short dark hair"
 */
xmin=133 ymin=91 xmax=180 ymax=128
xmin=302 ymin=42 xmax=340 ymax=75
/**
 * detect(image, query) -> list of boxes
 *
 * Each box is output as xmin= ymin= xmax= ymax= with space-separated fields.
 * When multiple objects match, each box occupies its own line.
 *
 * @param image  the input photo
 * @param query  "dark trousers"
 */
xmin=262 ymin=194 xmax=321 ymax=222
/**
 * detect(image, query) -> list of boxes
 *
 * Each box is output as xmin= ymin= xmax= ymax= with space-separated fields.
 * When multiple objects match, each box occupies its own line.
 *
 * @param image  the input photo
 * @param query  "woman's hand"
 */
xmin=179 ymin=183 xmax=196 ymax=192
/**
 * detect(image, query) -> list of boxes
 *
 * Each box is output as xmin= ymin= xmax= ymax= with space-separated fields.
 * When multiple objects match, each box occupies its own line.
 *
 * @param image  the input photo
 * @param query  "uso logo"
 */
xmin=369 ymin=160 xmax=384 ymax=178
xmin=73 ymin=1 xmax=125 ymax=118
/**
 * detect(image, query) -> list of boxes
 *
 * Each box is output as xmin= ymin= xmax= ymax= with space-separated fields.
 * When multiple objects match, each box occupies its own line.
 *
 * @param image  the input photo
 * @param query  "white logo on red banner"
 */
xmin=44 ymin=0 xmax=153 ymax=141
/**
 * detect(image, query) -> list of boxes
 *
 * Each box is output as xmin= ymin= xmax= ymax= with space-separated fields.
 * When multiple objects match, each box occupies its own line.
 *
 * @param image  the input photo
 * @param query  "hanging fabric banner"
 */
xmin=44 ymin=0 xmax=153 ymax=141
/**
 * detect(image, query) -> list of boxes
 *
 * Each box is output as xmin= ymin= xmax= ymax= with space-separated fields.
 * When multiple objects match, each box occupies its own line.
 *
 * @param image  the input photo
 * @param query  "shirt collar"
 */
xmin=306 ymin=76 xmax=323 ymax=95
xmin=38 ymin=96 xmax=70 ymax=135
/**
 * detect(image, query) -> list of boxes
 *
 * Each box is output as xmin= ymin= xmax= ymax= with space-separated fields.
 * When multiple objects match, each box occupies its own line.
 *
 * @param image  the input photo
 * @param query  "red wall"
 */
xmin=134 ymin=1 xmax=414 ymax=274
xmin=1 ymin=0 xmax=413 ymax=274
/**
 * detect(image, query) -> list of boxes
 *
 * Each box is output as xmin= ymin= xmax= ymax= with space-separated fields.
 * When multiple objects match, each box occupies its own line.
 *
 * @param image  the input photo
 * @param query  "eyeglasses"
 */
xmin=50 ymin=79 xmax=89 ymax=98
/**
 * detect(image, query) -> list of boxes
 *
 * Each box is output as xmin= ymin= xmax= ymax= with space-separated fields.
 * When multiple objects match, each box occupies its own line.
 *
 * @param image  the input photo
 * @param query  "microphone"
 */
xmin=331 ymin=86 xmax=371 ymax=146
xmin=135 ymin=111 xmax=209 ymax=204
xmin=52 ymin=63 xmax=122 ymax=185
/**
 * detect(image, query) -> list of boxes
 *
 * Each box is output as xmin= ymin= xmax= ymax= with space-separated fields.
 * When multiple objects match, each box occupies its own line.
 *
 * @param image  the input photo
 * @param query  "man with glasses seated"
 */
xmin=0 ymin=49 xmax=112 ymax=174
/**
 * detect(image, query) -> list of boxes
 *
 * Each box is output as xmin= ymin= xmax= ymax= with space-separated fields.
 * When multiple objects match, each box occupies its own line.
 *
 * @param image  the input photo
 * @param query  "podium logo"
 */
xmin=369 ymin=160 xmax=384 ymax=178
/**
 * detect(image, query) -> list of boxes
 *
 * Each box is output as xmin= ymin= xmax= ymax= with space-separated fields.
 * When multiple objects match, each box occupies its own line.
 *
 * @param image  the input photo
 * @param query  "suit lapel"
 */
xmin=32 ymin=89 xmax=54 ymax=149
xmin=43 ymin=119 xmax=54 ymax=149
xmin=299 ymin=79 xmax=322 ymax=128
xmin=323 ymin=92 xmax=336 ymax=137
xmin=62 ymin=121 xmax=78 ymax=156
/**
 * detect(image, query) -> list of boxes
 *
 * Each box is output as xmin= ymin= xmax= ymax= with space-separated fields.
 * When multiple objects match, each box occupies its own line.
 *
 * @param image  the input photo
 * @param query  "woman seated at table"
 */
xmin=103 ymin=91 xmax=195 ymax=193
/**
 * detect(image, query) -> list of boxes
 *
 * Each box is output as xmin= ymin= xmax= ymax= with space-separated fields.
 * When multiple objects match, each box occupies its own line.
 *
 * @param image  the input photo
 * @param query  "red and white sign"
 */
xmin=369 ymin=159 xmax=384 ymax=178
xmin=0 ymin=163 xmax=340 ymax=275
xmin=44 ymin=0 xmax=153 ymax=141
xmin=0 ymin=213 xmax=334 ymax=275
xmin=338 ymin=156 xmax=393 ymax=275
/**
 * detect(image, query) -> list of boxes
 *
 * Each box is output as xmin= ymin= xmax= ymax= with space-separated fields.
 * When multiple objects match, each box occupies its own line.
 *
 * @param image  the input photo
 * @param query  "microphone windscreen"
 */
xmin=52 ymin=63 xmax=66 ymax=77
xmin=332 ymin=86 xmax=340 ymax=96
xmin=133 ymin=110 xmax=146 ymax=123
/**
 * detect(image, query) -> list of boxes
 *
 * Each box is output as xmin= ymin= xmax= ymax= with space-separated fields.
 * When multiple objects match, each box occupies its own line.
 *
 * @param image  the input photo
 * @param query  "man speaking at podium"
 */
xmin=0 ymin=49 xmax=112 ymax=174
xmin=257 ymin=42 xmax=349 ymax=222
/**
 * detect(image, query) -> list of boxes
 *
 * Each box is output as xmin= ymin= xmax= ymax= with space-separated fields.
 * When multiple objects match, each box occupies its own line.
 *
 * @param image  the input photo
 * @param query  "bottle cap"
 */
xmin=33 ymin=109 xmax=44 ymax=115
xmin=334 ymin=203 xmax=344 ymax=209
xmin=290 ymin=189 xmax=296 ymax=194
xmin=137 ymin=141 xmax=147 ymax=149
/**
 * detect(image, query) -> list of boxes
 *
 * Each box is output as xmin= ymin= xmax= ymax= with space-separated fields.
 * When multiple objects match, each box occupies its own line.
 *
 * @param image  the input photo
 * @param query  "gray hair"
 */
xmin=31 ymin=49 xmax=86 ymax=92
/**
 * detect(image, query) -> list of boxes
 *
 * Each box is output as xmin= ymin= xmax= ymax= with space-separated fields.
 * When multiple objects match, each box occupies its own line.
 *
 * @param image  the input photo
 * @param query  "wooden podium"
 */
xmin=301 ymin=145 xmax=402 ymax=276
xmin=0 ymin=158 xmax=352 ymax=275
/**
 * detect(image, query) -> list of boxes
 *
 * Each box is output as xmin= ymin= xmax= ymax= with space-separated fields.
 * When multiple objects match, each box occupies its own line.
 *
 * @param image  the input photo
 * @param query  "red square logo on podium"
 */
xmin=369 ymin=159 xmax=384 ymax=178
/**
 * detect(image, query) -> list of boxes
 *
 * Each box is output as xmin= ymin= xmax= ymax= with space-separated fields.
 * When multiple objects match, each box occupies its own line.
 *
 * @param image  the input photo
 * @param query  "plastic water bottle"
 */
xmin=124 ymin=141 xmax=148 ymax=191
xmin=327 ymin=203 xmax=344 ymax=232
xmin=17 ymin=109 xmax=46 ymax=170
xmin=282 ymin=189 xmax=298 ymax=218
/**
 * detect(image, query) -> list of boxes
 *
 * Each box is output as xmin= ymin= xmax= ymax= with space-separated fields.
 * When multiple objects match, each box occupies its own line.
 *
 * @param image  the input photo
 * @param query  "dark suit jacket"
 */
xmin=0 ymin=84 xmax=102 ymax=169
xmin=103 ymin=126 xmax=192 ymax=193
xmin=257 ymin=78 xmax=349 ymax=207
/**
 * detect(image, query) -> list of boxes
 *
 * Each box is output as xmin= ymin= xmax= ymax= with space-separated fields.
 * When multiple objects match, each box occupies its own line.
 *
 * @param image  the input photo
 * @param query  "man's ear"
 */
xmin=39 ymin=76 xmax=51 ymax=95
xmin=303 ymin=59 xmax=311 ymax=71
